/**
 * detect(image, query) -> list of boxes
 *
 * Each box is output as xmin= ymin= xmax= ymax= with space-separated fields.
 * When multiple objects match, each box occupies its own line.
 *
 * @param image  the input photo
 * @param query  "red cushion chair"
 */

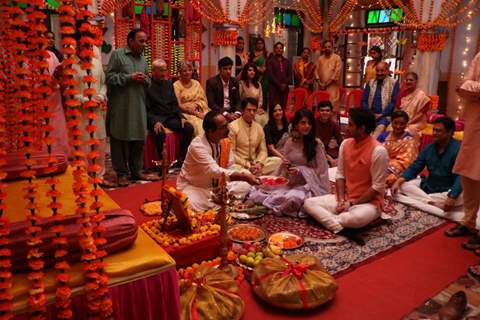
xmin=306 ymin=91 xmax=330 ymax=119
xmin=284 ymin=87 xmax=308 ymax=122
xmin=143 ymin=129 xmax=180 ymax=170
xmin=340 ymin=89 xmax=363 ymax=121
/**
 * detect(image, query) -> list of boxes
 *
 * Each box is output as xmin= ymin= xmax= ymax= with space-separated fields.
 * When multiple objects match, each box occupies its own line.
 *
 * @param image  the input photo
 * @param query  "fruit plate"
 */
xmin=259 ymin=176 xmax=289 ymax=190
xmin=227 ymin=224 xmax=266 ymax=243
xmin=236 ymin=257 xmax=254 ymax=271
xmin=268 ymin=232 xmax=304 ymax=250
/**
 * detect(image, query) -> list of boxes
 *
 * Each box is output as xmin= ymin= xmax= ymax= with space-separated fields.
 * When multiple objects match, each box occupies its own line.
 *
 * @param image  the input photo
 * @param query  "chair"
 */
xmin=306 ymin=91 xmax=330 ymax=119
xmin=143 ymin=128 xmax=180 ymax=170
xmin=340 ymin=89 xmax=363 ymax=123
xmin=284 ymin=87 xmax=308 ymax=122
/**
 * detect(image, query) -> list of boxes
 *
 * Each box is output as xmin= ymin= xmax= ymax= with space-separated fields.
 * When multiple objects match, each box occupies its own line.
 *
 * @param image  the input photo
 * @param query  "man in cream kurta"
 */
xmin=315 ymin=40 xmax=343 ymax=113
xmin=229 ymin=98 xmax=282 ymax=176
xmin=177 ymin=111 xmax=260 ymax=211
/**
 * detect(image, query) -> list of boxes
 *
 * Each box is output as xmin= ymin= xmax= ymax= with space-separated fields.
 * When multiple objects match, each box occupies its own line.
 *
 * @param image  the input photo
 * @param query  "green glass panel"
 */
xmin=367 ymin=10 xmax=380 ymax=24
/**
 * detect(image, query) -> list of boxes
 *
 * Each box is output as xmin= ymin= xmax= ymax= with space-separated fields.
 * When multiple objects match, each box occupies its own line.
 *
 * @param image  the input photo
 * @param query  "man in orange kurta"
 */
xmin=315 ymin=40 xmax=343 ymax=114
xmin=445 ymin=51 xmax=480 ymax=252
xmin=305 ymin=109 xmax=389 ymax=245
xmin=293 ymin=47 xmax=316 ymax=93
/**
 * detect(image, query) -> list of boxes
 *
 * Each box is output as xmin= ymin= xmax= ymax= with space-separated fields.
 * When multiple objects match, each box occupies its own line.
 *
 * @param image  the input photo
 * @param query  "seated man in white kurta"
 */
xmin=304 ymin=109 xmax=389 ymax=245
xmin=177 ymin=111 xmax=260 ymax=211
xmin=229 ymin=97 xmax=282 ymax=176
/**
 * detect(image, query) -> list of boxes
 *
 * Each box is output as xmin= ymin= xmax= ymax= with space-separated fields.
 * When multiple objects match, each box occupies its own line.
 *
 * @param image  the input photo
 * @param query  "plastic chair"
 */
xmin=306 ymin=91 xmax=330 ymax=119
xmin=340 ymin=89 xmax=363 ymax=122
xmin=284 ymin=87 xmax=308 ymax=122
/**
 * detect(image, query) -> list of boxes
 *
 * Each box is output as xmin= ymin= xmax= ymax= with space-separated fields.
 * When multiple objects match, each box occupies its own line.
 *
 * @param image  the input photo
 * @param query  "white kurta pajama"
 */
xmin=304 ymin=140 xmax=389 ymax=233
xmin=177 ymin=135 xmax=250 ymax=212
xmin=395 ymin=178 xmax=464 ymax=220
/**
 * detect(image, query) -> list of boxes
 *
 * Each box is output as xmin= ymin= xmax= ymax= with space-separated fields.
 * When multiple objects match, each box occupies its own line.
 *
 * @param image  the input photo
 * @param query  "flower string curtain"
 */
xmin=190 ymin=0 xmax=277 ymax=26
xmin=0 ymin=0 xmax=113 ymax=318
xmin=0 ymin=2 xmax=13 ymax=318
xmin=293 ymin=0 xmax=360 ymax=34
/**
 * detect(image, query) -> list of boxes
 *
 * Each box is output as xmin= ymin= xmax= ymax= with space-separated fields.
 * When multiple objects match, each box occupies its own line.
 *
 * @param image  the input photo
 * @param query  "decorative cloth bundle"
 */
xmin=180 ymin=265 xmax=244 ymax=320
xmin=252 ymin=254 xmax=337 ymax=310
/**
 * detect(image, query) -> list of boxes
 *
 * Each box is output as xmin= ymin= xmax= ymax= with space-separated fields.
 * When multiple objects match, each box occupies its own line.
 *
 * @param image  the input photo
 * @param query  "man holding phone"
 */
xmin=106 ymin=28 xmax=153 ymax=186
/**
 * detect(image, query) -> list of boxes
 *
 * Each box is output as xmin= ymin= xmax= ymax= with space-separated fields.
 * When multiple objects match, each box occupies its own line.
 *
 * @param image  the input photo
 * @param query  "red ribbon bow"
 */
xmin=282 ymin=262 xmax=309 ymax=279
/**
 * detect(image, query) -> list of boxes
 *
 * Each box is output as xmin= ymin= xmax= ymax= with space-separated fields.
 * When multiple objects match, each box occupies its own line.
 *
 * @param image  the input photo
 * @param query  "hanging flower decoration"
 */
xmin=97 ymin=0 xmax=131 ymax=17
xmin=0 ymin=2 xmax=13 ymax=318
xmin=59 ymin=0 xmax=99 ymax=319
xmin=416 ymin=32 xmax=448 ymax=51
xmin=190 ymin=0 xmax=276 ymax=26
xmin=213 ymin=30 xmax=238 ymax=47
xmin=76 ymin=0 xmax=113 ymax=316
xmin=9 ymin=1 xmax=48 ymax=318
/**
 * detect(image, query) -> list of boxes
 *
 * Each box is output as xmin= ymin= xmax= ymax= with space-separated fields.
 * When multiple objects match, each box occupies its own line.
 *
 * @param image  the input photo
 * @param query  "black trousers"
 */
xmin=151 ymin=117 xmax=194 ymax=161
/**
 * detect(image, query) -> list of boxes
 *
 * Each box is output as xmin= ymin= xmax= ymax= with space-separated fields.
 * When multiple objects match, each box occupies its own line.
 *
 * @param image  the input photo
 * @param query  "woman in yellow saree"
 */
xmin=378 ymin=111 xmax=419 ymax=188
xmin=173 ymin=61 xmax=210 ymax=136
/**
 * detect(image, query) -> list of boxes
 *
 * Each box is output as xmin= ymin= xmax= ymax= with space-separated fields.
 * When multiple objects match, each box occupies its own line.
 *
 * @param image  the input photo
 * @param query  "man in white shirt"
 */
xmin=304 ymin=109 xmax=389 ymax=245
xmin=177 ymin=111 xmax=260 ymax=211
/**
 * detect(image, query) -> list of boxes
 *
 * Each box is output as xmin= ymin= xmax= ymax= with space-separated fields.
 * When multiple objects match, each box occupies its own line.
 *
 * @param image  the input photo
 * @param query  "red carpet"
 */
xmin=107 ymin=182 xmax=478 ymax=319
xmin=106 ymin=180 xmax=175 ymax=224
xmin=240 ymin=223 xmax=478 ymax=319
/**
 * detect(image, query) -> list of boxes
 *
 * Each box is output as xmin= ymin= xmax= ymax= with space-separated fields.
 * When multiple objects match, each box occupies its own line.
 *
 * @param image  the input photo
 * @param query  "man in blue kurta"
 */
xmin=361 ymin=61 xmax=400 ymax=139
xmin=106 ymin=28 xmax=153 ymax=186
xmin=391 ymin=117 xmax=463 ymax=217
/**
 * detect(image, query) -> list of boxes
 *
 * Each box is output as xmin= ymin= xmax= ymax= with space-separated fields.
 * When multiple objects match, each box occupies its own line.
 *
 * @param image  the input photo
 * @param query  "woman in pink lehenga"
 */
xmin=47 ymin=49 xmax=70 ymax=157
xmin=248 ymin=109 xmax=330 ymax=218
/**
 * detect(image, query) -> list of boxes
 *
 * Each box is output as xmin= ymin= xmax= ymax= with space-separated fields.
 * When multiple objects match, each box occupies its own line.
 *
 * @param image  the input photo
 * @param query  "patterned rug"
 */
xmin=243 ymin=203 xmax=445 ymax=276
xmin=403 ymin=271 xmax=480 ymax=319
xmin=104 ymin=151 xmax=446 ymax=276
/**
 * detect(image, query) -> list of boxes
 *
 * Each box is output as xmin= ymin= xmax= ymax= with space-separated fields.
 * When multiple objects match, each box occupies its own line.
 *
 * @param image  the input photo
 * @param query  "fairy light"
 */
xmin=456 ymin=12 xmax=473 ymax=119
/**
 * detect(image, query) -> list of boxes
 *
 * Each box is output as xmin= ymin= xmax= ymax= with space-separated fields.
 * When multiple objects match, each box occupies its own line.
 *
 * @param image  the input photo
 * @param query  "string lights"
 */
xmin=455 ymin=11 xmax=474 ymax=120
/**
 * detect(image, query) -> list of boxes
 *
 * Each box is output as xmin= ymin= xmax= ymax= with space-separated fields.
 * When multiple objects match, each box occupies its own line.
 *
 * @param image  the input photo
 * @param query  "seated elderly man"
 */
xmin=361 ymin=61 xmax=400 ymax=139
xmin=146 ymin=59 xmax=194 ymax=165
xmin=229 ymin=97 xmax=282 ymax=176
xmin=304 ymin=109 xmax=389 ymax=245
xmin=177 ymin=111 xmax=260 ymax=211
xmin=391 ymin=116 xmax=463 ymax=218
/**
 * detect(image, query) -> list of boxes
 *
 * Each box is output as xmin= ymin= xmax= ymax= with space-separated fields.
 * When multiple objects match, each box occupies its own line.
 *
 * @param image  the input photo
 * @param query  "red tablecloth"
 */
xmin=15 ymin=267 xmax=180 ymax=320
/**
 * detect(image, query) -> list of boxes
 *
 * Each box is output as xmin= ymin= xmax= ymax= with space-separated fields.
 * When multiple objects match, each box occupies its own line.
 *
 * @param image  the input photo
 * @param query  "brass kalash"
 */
xmin=210 ymin=173 xmax=239 ymax=278
xmin=146 ymin=143 xmax=190 ymax=232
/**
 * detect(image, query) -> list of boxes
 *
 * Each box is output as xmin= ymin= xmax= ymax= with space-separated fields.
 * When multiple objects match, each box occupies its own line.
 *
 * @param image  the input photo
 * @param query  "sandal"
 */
xmin=468 ymin=264 xmax=480 ymax=281
xmin=462 ymin=235 xmax=480 ymax=250
xmin=445 ymin=224 xmax=473 ymax=237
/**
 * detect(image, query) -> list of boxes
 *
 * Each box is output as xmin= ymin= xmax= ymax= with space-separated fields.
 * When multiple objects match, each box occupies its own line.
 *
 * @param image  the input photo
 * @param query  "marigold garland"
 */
xmin=142 ymin=187 xmax=221 ymax=248
xmin=76 ymin=0 xmax=113 ymax=316
xmin=213 ymin=30 xmax=238 ymax=47
xmin=10 ymin=1 xmax=48 ymax=318
xmin=0 ymin=3 xmax=13 ymax=318
xmin=416 ymin=32 xmax=448 ymax=51
xmin=60 ymin=0 xmax=107 ymax=318
xmin=26 ymin=1 xmax=75 ymax=317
